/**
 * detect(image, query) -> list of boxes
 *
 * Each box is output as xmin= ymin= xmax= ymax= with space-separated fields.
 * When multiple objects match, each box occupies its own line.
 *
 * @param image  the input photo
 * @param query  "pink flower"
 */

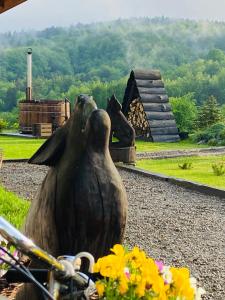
xmin=155 ymin=260 xmax=164 ymax=273
xmin=124 ymin=267 xmax=130 ymax=279
xmin=13 ymin=250 xmax=19 ymax=259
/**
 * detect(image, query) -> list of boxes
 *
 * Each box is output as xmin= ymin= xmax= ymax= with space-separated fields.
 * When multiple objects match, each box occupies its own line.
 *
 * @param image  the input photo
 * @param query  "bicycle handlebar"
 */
xmin=0 ymin=217 xmax=64 ymax=272
xmin=0 ymin=217 xmax=97 ymax=299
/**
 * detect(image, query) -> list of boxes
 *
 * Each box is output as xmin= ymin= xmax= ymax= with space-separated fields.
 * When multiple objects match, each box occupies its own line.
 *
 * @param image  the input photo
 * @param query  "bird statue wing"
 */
xmin=28 ymin=123 xmax=69 ymax=166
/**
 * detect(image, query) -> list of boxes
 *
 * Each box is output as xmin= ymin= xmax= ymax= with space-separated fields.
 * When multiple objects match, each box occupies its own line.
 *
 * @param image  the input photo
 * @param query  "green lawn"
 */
xmin=0 ymin=186 xmax=30 ymax=228
xmin=0 ymin=136 xmax=45 ymax=159
xmin=137 ymin=155 xmax=225 ymax=189
xmin=0 ymin=136 xmax=211 ymax=160
xmin=135 ymin=139 xmax=209 ymax=152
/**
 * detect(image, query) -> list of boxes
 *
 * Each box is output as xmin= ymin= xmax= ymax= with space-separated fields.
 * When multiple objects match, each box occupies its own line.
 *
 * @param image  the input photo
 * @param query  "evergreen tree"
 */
xmin=196 ymin=96 xmax=222 ymax=129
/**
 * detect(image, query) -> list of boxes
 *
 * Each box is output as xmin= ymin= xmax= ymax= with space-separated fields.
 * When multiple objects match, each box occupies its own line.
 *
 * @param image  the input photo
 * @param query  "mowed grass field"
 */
xmin=0 ymin=186 xmax=30 ymax=228
xmin=0 ymin=135 xmax=209 ymax=159
xmin=0 ymin=136 xmax=45 ymax=159
xmin=137 ymin=155 xmax=225 ymax=189
xmin=136 ymin=139 xmax=209 ymax=152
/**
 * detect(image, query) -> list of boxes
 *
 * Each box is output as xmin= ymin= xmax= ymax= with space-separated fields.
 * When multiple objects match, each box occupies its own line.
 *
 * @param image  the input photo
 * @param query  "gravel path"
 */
xmin=137 ymin=146 xmax=225 ymax=160
xmin=1 ymin=162 xmax=225 ymax=299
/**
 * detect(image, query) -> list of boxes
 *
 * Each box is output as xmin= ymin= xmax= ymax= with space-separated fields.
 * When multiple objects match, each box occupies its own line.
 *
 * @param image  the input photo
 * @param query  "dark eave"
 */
xmin=0 ymin=0 xmax=27 ymax=14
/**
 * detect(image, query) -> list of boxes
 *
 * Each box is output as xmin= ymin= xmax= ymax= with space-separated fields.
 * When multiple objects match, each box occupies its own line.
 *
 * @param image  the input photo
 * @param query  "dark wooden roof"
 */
xmin=122 ymin=69 xmax=180 ymax=142
xmin=0 ymin=0 xmax=27 ymax=14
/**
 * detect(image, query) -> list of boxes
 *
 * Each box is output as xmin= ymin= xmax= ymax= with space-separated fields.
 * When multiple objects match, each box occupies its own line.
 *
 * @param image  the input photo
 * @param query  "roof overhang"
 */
xmin=0 ymin=0 xmax=27 ymax=14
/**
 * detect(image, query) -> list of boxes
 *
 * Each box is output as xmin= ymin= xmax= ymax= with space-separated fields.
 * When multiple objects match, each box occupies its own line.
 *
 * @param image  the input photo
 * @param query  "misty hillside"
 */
xmin=1 ymin=17 xmax=225 ymax=111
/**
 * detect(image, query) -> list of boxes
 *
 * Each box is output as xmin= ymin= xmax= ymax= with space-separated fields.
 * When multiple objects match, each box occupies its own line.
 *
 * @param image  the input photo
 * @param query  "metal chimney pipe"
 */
xmin=26 ymin=48 xmax=32 ymax=101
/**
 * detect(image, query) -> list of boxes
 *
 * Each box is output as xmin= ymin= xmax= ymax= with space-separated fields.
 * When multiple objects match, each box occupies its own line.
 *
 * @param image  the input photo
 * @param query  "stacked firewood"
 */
xmin=127 ymin=99 xmax=150 ymax=136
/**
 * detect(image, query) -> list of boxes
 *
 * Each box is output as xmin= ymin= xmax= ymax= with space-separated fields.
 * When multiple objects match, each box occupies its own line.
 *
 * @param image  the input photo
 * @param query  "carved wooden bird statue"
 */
xmin=24 ymin=95 xmax=128 ymax=260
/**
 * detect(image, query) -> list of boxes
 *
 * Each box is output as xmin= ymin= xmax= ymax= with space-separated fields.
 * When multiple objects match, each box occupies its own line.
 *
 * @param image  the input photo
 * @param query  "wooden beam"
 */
xmin=148 ymin=119 xmax=177 ymax=128
xmin=0 ymin=0 xmax=27 ymax=14
xmin=138 ymin=87 xmax=167 ymax=95
xmin=152 ymin=135 xmax=180 ymax=142
xmin=150 ymin=127 xmax=179 ymax=135
xmin=146 ymin=111 xmax=175 ymax=120
xmin=140 ymin=94 xmax=169 ymax=103
xmin=133 ymin=69 xmax=161 ymax=80
xmin=135 ymin=79 xmax=164 ymax=88
xmin=142 ymin=103 xmax=171 ymax=112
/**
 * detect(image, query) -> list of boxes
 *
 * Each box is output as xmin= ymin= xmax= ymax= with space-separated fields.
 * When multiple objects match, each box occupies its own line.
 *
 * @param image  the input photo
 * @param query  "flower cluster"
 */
xmin=93 ymin=245 xmax=205 ymax=300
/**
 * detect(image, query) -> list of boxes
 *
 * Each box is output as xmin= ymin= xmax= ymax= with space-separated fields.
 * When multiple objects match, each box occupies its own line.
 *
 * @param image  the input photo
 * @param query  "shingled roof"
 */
xmin=122 ymin=69 xmax=180 ymax=142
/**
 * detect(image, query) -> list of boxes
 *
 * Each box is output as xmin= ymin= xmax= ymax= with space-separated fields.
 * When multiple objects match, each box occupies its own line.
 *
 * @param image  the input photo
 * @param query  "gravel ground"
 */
xmin=137 ymin=146 xmax=225 ymax=160
xmin=1 ymin=162 xmax=225 ymax=299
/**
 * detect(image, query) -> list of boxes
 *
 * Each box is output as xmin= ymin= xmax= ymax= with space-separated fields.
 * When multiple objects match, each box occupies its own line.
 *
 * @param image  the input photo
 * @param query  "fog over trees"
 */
xmin=1 ymin=17 xmax=225 ymax=118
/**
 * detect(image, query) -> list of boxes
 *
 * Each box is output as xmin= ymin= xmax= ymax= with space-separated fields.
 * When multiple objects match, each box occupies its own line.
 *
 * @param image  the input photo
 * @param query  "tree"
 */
xmin=206 ymin=49 xmax=225 ymax=62
xmin=169 ymin=93 xmax=198 ymax=133
xmin=3 ymin=18 xmax=225 ymax=112
xmin=3 ymin=87 xmax=17 ymax=111
xmin=196 ymin=95 xmax=222 ymax=129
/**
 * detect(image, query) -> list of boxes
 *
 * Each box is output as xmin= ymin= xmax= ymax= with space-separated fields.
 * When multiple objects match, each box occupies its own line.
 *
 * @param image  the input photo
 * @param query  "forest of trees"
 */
xmin=2 ymin=17 xmax=225 ymax=131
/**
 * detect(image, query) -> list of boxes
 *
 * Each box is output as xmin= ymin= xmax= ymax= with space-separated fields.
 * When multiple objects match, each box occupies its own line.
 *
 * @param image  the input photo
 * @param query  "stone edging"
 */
xmin=3 ymin=159 xmax=28 ymax=163
xmin=116 ymin=163 xmax=225 ymax=199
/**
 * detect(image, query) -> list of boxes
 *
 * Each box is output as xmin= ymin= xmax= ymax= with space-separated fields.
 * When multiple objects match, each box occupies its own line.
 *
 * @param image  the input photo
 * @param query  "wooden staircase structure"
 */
xmin=122 ymin=69 xmax=180 ymax=142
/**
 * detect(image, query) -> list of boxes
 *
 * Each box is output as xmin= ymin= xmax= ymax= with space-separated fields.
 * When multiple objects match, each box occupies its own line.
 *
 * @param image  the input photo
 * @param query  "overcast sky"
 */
xmin=1 ymin=0 xmax=225 ymax=33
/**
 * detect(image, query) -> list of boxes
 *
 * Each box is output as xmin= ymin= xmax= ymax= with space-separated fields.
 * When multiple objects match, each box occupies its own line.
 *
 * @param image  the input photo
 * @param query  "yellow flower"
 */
xmin=169 ymin=267 xmax=195 ymax=299
xmin=126 ymin=246 xmax=146 ymax=268
xmin=99 ymin=255 xmax=118 ymax=278
xmin=94 ymin=254 xmax=126 ymax=279
xmin=141 ymin=257 xmax=159 ymax=278
xmin=135 ymin=278 xmax=146 ymax=297
xmin=119 ymin=274 xmax=129 ymax=295
xmin=93 ymin=259 xmax=101 ymax=273
xmin=93 ymin=245 xmax=202 ymax=300
xmin=95 ymin=281 xmax=105 ymax=298
xmin=110 ymin=244 xmax=125 ymax=257
xmin=151 ymin=276 xmax=167 ymax=300
xmin=130 ymin=273 xmax=142 ymax=284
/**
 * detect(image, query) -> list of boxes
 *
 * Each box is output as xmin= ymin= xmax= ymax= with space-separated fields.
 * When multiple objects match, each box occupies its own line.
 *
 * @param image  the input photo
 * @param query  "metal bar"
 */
xmin=5 ymin=269 xmax=48 ymax=283
xmin=26 ymin=48 xmax=32 ymax=100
